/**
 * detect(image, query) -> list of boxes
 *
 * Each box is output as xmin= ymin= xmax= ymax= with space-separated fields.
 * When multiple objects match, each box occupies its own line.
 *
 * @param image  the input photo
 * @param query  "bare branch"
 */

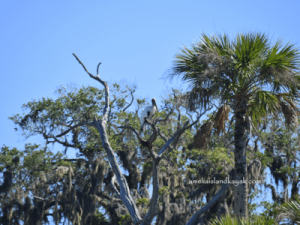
xmin=157 ymin=127 xmax=173 ymax=152
xmin=73 ymin=53 xmax=109 ymax=120
xmin=96 ymin=62 xmax=102 ymax=77
xmin=33 ymin=196 xmax=47 ymax=201
xmin=117 ymin=126 xmax=144 ymax=143
xmin=144 ymin=117 xmax=159 ymax=144
xmin=158 ymin=120 xmax=189 ymax=156
xmin=118 ymin=125 xmax=158 ymax=159
xmin=185 ymin=183 xmax=229 ymax=225
xmin=123 ymin=86 xmax=135 ymax=112
xmin=186 ymin=111 xmax=195 ymax=123
xmin=186 ymin=106 xmax=212 ymax=131
xmin=81 ymin=78 xmax=142 ymax=223
xmin=187 ymin=184 xmax=213 ymax=199
xmin=141 ymin=158 xmax=160 ymax=225
xmin=72 ymin=53 xmax=104 ymax=84
xmin=157 ymin=107 xmax=211 ymax=152
xmin=56 ymin=122 xmax=92 ymax=137
xmin=265 ymin=184 xmax=284 ymax=203
xmin=51 ymin=135 xmax=77 ymax=148
xmin=138 ymin=212 xmax=159 ymax=225
xmin=111 ymin=175 xmax=121 ymax=198
xmin=156 ymin=109 xmax=174 ymax=123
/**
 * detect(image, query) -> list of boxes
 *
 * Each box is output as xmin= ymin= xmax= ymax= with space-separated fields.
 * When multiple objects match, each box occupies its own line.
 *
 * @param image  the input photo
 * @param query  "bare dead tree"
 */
xmin=55 ymin=54 xmax=230 ymax=225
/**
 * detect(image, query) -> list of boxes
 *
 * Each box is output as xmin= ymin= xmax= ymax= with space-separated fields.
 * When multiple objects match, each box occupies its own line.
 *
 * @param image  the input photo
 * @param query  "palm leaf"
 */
xmin=261 ymin=40 xmax=300 ymax=93
xmin=248 ymin=90 xmax=280 ymax=127
xmin=209 ymin=214 xmax=276 ymax=225
xmin=276 ymin=95 xmax=300 ymax=129
xmin=233 ymin=32 xmax=269 ymax=73
xmin=169 ymin=31 xmax=300 ymax=130
xmin=279 ymin=194 xmax=300 ymax=224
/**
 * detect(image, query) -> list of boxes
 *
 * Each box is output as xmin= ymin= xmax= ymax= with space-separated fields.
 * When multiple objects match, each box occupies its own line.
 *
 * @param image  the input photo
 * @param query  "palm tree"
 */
xmin=169 ymin=32 xmax=300 ymax=219
xmin=278 ymin=194 xmax=300 ymax=224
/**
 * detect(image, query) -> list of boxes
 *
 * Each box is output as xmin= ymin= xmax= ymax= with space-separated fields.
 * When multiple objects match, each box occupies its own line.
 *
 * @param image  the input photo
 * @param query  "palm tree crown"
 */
xmin=171 ymin=32 xmax=300 ymax=129
xmin=170 ymin=32 xmax=300 ymax=219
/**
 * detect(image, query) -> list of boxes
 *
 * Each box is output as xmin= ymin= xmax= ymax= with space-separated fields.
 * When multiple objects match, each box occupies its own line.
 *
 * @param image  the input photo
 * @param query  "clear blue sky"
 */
xmin=1 ymin=0 xmax=299 ymax=222
xmin=1 ymin=0 xmax=300 ymax=151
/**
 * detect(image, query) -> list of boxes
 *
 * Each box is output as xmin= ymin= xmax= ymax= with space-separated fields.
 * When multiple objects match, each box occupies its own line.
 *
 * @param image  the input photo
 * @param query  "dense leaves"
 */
xmin=2 ymin=32 xmax=300 ymax=224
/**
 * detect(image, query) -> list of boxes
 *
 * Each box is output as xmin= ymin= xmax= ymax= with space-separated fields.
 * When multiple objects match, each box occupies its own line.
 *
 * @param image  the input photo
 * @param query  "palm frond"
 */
xmin=261 ymin=39 xmax=300 ymax=93
xmin=277 ymin=95 xmax=300 ymax=130
xmin=209 ymin=214 xmax=276 ymax=225
xmin=197 ymin=33 xmax=233 ymax=56
xmin=248 ymin=90 xmax=280 ymax=127
xmin=233 ymin=32 xmax=269 ymax=72
xmin=278 ymin=194 xmax=300 ymax=224
xmin=168 ymin=32 xmax=300 ymax=124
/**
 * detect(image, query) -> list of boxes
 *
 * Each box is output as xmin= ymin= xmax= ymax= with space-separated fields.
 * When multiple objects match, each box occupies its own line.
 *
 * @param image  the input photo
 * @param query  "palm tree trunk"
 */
xmin=233 ymin=104 xmax=248 ymax=219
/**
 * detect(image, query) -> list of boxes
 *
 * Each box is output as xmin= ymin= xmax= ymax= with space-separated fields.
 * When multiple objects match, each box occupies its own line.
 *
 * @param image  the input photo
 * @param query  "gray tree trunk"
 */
xmin=233 ymin=101 xmax=249 ymax=219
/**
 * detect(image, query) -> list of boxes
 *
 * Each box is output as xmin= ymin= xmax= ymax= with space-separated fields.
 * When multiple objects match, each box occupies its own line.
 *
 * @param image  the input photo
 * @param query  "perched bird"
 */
xmin=140 ymin=98 xmax=158 ymax=132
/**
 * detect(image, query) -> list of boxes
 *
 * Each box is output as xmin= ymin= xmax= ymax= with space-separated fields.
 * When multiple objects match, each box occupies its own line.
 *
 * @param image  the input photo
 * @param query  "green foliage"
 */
xmin=174 ymin=192 xmax=184 ymax=199
xmin=6 ymin=75 xmax=300 ymax=225
xmin=119 ymin=213 xmax=131 ymax=225
xmin=159 ymin=186 xmax=170 ymax=195
xmin=136 ymin=98 xmax=146 ymax=106
xmin=278 ymin=194 xmax=300 ymax=224
xmin=248 ymin=189 xmax=260 ymax=215
xmin=136 ymin=198 xmax=150 ymax=206
xmin=171 ymin=32 xmax=300 ymax=128
xmin=275 ymin=166 xmax=297 ymax=176
xmin=170 ymin=31 xmax=300 ymax=223
xmin=258 ymin=201 xmax=280 ymax=219
xmin=199 ymin=147 xmax=233 ymax=166
xmin=160 ymin=166 xmax=167 ymax=173
xmin=143 ymin=161 xmax=152 ymax=174
xmin=209 ymin=214 xmax=277 ymax=225
xmin=186 ymin=146 xmax=233 ymax=178
xmin=253 ymin=152 xmax=273 ymax=168
xmin=0 ymin=145 xmax=24 ymax=172
xmin=249 ymin=91 xmax=280 ymax=127
xmin=94 ymin=209 xmax=109 ymax=222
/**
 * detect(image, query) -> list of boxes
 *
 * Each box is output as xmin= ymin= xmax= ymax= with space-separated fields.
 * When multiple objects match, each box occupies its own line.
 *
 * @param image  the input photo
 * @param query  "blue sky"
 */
xmin=2 ymin=0 xmax=300 ymax=151
xmin=1 ymin=0 xmax=300 ymax=223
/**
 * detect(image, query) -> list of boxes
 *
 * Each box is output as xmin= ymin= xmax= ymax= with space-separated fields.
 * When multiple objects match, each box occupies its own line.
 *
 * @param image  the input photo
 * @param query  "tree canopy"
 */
xmin=1 ymin=33 xmax=300 ymax=224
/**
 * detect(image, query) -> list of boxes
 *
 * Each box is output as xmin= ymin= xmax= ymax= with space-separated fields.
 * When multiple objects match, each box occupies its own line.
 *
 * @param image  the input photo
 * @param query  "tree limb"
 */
xmin=158 ymin=120 xmax=189 ymax=156
xmin=72 ymin=53 xmax=109 ymax=119
xmin=187 ymin=184 xmax=213 ymax=199
xmin=111 ymin=175 xmax=121 ymax=198
xmin=156 ymin=109 xmax=174 ymax=123
xmin=123 ymin=86 xmax=135 ymax=112
xmin=185 ymin=183 xmax=229 ymax=225
xmin=157 ymin=127 xmax=173 ymax=152
xmin=55 ymin=122 xmax=92 ymax=138
xmin=73 ymin=53 xmax=142 ymax=223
